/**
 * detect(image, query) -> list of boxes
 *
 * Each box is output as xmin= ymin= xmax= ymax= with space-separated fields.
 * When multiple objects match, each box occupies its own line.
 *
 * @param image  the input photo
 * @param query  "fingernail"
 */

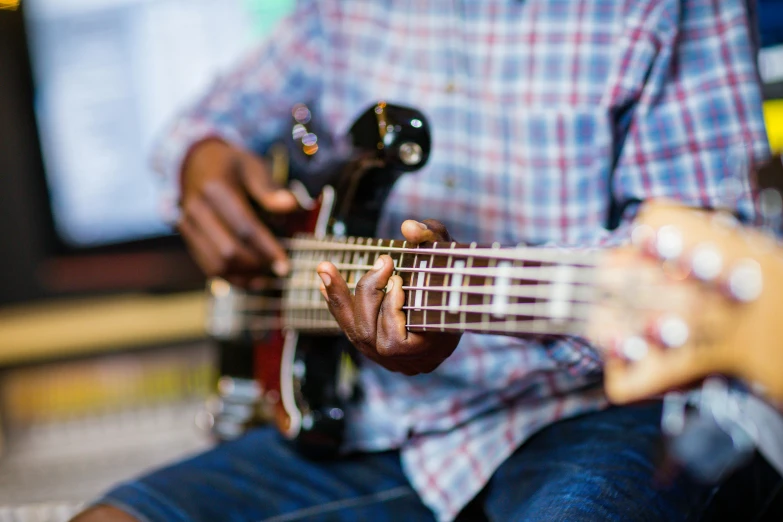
xmin=272 ymin=259 xmax=290 ymax=277
xmin=319 ymin=283 xmax=327 ymax=298
xmin=415 ymin=221 xmax=428 ymax=230
xmin=319 ymin=272 xmax=331 ymax=287
xmin=385 ymin=278 xmax=394 ymax=293
xmin=373 ymin=257 xmax=385 ymax=270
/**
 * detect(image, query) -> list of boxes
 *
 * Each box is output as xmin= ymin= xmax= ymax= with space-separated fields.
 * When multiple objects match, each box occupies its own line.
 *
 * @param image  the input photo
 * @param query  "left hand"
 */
xmin=317 ymin=220 xmax=462 ymax=375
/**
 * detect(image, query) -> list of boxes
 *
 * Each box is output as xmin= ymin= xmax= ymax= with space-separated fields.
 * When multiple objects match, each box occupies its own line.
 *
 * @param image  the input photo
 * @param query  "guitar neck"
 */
xmin=282 ymin=234 xmax=600 ymax=338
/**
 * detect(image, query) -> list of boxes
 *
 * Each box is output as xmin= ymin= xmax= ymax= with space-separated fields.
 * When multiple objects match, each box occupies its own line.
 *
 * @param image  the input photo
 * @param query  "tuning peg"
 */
xmin=727 ymin=259 xmax=763 ymax=302
xmin=621 ymin=336 xmax=649 ymax=362
xmin=655 ymin=225 xmax=684 ymax=260
xmin=658 ymin=315 xmax=690 ymax=348
xmin=690 ymin=243 xmax=723 ymax=281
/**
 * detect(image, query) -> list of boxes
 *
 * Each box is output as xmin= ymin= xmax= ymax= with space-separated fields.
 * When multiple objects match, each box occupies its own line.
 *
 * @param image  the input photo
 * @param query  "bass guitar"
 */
xmin=206 ymin=101 xmax=432 ymax=455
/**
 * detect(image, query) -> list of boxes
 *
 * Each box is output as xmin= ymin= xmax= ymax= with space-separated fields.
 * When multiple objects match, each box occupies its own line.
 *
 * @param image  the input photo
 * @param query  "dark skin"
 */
xmin=178 ymin=140 xmax=461 ymax=375
xmin=71 ymin=192 xmax=462 ymax=522
xmin=317 ymin=219 xmax=462 ymax=375
xmin=177 ymin=139 xmax=299 ymax=287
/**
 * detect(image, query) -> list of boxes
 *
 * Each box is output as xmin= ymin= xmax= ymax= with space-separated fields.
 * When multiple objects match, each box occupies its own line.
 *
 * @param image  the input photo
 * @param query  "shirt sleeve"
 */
xmin=569 ymin=0 xmax=770 ymax=250
xmin=152 ymin=0 xmax=325 ymax=220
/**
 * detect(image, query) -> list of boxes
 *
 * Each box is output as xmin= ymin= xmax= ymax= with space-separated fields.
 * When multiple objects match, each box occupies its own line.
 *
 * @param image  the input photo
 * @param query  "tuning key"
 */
xmin=621 ymin=336 xmax=649 ymax=362
xmin=690 ymin=243 xmax=723 ymax=281
xmin=658 ymin=315 xmax=690 ymax=348
xmin=727 ymin=259 xmax=763 ymax=302
xmin=656 ymin=225 xmax=684 ymax=260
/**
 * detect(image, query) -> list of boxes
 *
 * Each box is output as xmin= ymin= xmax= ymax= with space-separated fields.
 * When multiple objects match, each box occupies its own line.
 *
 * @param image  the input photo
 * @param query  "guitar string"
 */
xmin=212 ymin=238 xmax=670 ymax=334
xmin=239 ymin=316 xmax=586 ymax=335
xmin=282 ymin=237 xmax=601 ymax=265
xmin=285 ymin=260 xmax=599 ymax=283
xmin=236 ymin=282 xmax=597 ymax=308
xmin=227 ymin=267 xmax=678 ymax=324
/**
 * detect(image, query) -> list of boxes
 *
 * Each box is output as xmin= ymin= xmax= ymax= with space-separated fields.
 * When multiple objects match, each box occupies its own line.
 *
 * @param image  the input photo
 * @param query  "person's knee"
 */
xmin=70 ymin=505 xmax=141 ymax=522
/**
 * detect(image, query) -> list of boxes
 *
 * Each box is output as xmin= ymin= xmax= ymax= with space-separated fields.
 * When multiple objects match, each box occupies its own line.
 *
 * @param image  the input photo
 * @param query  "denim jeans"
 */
xmin=94 ymin=401 xmax=778 ymax=522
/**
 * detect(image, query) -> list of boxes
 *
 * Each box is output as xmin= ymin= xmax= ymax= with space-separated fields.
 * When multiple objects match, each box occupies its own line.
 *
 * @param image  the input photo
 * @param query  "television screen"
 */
xmin=23 ymin=0 xmax=293 ymax=247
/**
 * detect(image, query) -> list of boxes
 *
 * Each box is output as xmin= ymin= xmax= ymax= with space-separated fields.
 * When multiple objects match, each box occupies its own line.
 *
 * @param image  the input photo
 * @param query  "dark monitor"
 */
xmin=0 ymin=1 xmax=293 ymax=303
xmin=24 ymin=0 xmax=293 ymax=247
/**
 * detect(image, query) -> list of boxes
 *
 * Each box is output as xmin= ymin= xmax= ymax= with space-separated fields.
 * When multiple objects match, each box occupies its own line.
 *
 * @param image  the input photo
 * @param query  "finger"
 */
xmin=185 ymin=196 xmax=262 ymax=271
xmin=353 ymin=256 xmax=395 ymax=346
xmin=317 ymin=262 xmax=356 ymax=336
xmin=377 ymin=274 xmax=431 ymax=357
xmin=604 ymin=350 xmax=705 ymax=404
xmin=401 ymin=219 xmax=452 ymax=246
xmin=201 ymin=180 xmax=290 ymax=276
xmin=177 ymin=217 xmax=225 ymax=277
xmin=238 ymin=156 xmax=299 ymax=213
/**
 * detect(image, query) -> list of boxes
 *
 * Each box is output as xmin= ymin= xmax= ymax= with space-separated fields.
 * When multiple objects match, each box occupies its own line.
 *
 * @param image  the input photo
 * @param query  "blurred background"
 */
xmin=0 ymin=0 xmax=780 ymax=519
xmin=0 ymin=0 xmax=294 ymax=518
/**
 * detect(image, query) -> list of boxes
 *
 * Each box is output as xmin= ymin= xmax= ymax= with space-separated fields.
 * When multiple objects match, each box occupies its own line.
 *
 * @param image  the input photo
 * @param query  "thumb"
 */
xmin=239 ymin=155 xmax=299 ymax=213
xmin=401 ymin=219 xmax=452 ymax=246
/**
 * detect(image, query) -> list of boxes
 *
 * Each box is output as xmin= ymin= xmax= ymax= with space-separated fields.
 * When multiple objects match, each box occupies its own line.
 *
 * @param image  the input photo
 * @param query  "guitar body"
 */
xmin=207 ymin=102 xmax=431 ymax=456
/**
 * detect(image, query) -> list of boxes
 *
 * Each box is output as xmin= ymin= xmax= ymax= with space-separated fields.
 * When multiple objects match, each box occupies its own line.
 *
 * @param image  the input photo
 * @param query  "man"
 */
xmin=75 ymin=0 xmax=777 ymax=521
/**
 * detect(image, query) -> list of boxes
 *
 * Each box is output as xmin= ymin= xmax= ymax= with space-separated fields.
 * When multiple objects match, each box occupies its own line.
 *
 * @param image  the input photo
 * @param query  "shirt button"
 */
xmin=444 ymin=176 xmax=456 ymax=188
xmin=445 ymin=82 xmax=457 ymax=93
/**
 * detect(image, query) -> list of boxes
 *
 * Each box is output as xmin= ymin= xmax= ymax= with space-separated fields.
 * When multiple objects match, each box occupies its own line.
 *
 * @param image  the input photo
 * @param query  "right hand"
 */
xmin=177 ymin=139 xmax=299 ymax=286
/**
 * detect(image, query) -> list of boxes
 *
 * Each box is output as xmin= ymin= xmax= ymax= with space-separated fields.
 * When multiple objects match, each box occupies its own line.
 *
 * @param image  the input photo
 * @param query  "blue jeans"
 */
xmin=94 ymin=402 xmax=767 ymax=522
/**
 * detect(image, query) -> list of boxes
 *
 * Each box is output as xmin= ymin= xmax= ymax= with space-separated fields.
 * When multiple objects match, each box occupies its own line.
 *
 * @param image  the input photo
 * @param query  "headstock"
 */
xmin=591 ymin=200 xmax=783 ymax=404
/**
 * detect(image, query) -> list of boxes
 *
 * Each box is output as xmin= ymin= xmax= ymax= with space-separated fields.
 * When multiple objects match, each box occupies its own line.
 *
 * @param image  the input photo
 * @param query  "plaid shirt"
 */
xmin=154 ymin=1 xmax=769 ymax=520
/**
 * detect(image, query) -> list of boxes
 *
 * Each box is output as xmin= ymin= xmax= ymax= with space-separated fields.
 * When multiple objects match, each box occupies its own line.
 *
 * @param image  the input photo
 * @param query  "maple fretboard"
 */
xmin=272 ymin=234 xmax=599 ymax=338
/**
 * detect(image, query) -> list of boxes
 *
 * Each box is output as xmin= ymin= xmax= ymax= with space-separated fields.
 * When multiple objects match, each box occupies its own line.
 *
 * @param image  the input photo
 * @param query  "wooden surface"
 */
xmin=0 ymin=292 xmax=206 ymax=365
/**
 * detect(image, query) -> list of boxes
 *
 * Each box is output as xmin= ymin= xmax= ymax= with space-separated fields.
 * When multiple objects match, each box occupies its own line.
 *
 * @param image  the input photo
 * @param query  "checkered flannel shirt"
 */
xmin=153 ymin=1 xmax=769 ymax=519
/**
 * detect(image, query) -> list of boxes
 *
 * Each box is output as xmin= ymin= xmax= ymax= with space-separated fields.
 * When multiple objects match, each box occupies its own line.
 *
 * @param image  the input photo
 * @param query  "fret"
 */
xmin=397 ymin=240 xmax=411 ymax=326
xmin=353 ymin=237 xmax=368 ymax=287
xmin=507 ymin=258 xmax=522 ymax=332
xmin=386 ymin=239 xmax=398 ymax=271
xmin=309 ymin=246 xmax=320 ymax=327
xmin=420 ymin=244 xmax=433 ymax=331
xmin=348 ymin=237 xmax=359 ymax=287
xmin=448 ymin=258 xmax=465 ymax=313
xmin=375 ymin=238 xmax=385 ymax=274
xmin=482 ymin=248 xmax=496 ymax=328
xmin=461 ymin=242 xmax=476 ymax=327
xmin=532 ymin=258 xmax=547 ymax=334
xmin=491 ymin=260 xmax=512 ymax=318
xmin=412 ymin=251 xmax=428 ymax=325
xmin=441 ymin=244 xmax=456 ymax=331
xmin=548 ymin=264 xmax=574 ymax=323
xmin=343 ymin=237 xmax=356 ymax=291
